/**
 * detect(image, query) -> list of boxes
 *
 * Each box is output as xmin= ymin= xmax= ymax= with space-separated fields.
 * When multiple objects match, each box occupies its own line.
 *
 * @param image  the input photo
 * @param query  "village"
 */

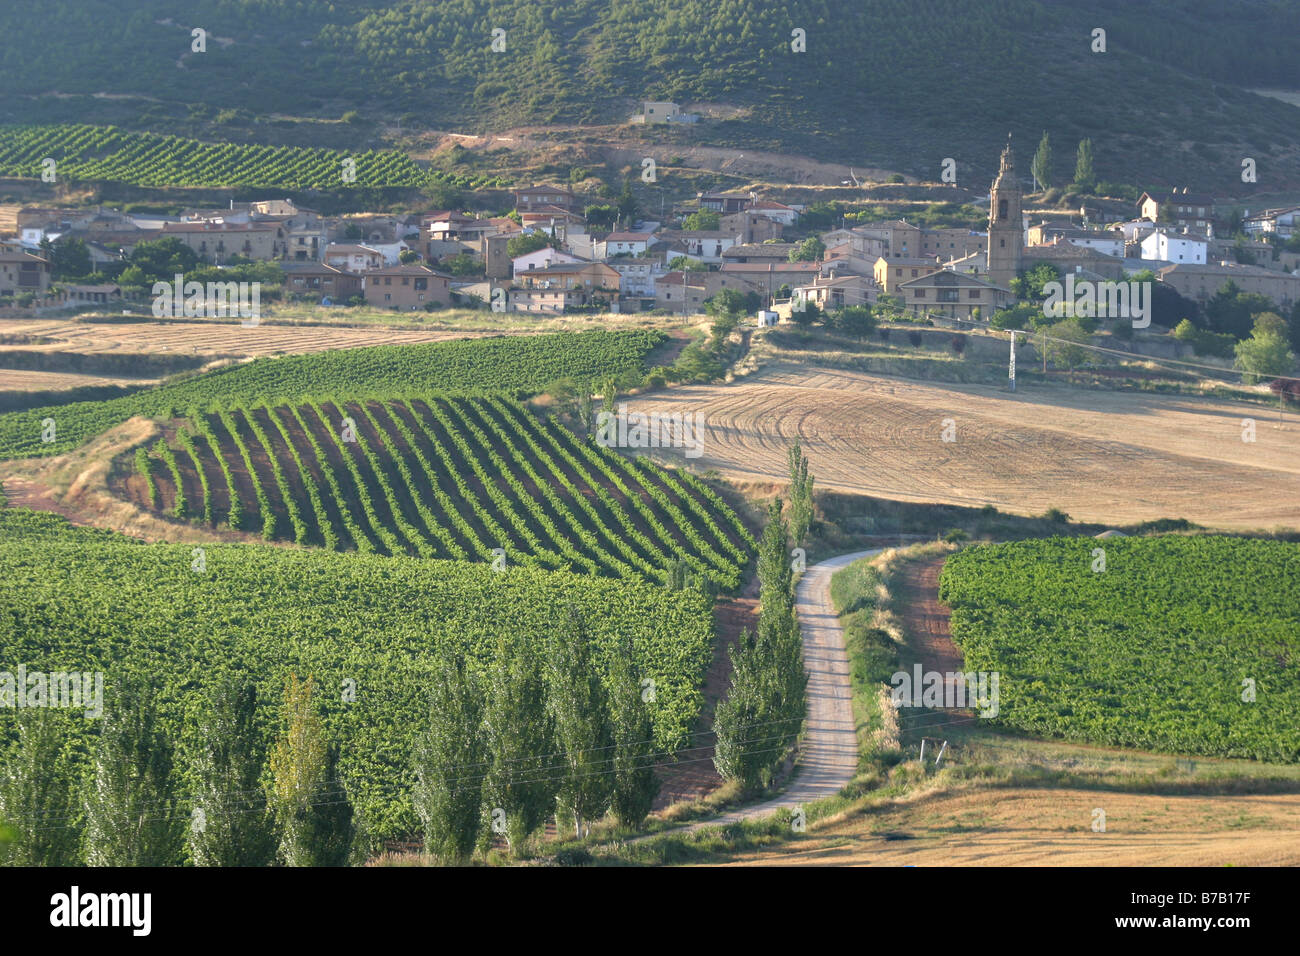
xmin=3 ymin=135 xmax=1300 ymax=333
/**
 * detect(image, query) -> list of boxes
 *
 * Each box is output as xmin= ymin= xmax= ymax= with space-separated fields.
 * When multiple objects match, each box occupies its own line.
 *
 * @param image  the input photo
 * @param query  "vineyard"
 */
xmin=939 ymin=537 xmax=1300 ymax=762
xmin=0 ymin=329 xmax=665 ymax=460
xmin=0 ymin=508 xmax=716 ymax=844
xmin=131 ymin=396 xmax=754 ymax=589
xmin=0 ymin=124 xmax=510 ymax=191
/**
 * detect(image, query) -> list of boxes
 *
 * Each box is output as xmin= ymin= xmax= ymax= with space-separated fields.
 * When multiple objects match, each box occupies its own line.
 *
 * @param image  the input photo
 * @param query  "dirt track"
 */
xmin=671 ymin=549 xmax=874 ymax=834
xmin=624 ymin=364 xmax=1300 ymax=530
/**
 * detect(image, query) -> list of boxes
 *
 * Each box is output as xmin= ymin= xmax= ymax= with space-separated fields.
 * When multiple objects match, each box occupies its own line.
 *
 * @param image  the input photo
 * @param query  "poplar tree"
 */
xmin=0 ymin=709 xmax=80 ymax=866
xmin=483 ymin=646 xmax=556 ymax=855
xmin=188 ymin=681 xmax=275 ymax=867
xmin=547 ymin=609 xmax=613 ymax=838
xmin=267 ymin=674 xmax=353 ymax=866
xmin=84 ymin=681 xmax=185 ymax=866
xmin=1073 ymin=138 xmax=1096 ymax=192
xmin=1032 ymin=131 xmax=1052 ymax=192
xmin=607 ymin=644 xmax=658 ymax=829
xmin=413 ymin=659 xmax=487 ymax=864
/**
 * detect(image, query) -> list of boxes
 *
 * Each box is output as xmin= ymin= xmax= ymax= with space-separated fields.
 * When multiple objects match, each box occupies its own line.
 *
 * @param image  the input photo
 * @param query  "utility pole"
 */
xmin=1008 ymin=330 xmax=1019 ymax=392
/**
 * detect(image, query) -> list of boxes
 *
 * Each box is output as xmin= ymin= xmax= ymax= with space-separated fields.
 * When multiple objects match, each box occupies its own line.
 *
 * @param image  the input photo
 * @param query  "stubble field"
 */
xmin=623 ymin=364 xmax=1300 ymax=530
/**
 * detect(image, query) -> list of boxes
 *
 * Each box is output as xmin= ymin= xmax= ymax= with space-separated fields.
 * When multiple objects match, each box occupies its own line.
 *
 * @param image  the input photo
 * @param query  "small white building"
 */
xmin=511 ymin=247 xmax=585 ymax=276
xmin=1140 ymin=230 xmax=1208 ymax=265
xmin=598 ymin=231 xmax=655 ymax=258
xmin=608 ymin=259 xmax=661 ymax=297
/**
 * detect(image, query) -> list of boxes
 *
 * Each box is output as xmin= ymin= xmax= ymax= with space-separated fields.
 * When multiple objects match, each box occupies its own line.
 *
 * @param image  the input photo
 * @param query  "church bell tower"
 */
xmin=987 ymin=135 xmax=1023 ymax=289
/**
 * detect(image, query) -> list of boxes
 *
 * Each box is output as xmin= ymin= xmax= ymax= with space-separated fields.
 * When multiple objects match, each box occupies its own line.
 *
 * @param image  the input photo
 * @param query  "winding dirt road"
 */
xmin=675 ymin=549 xmax=877 ymax=834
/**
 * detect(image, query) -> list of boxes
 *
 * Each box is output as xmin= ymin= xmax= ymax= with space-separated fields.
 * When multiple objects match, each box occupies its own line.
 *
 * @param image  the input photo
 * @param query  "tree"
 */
xmin=506 ymin=231 xmax=553 ymax=258
xmin=830 ymin=305 xmax=876 ymax=338
xmin=188 ymin=681 xmax=276 ymax=867
xmin=1235 ymin=323 xmax=1296 ymax=384
xmin=790 ymin=299 xmax=822 ymax=329
xmin=616 ymin=179 xmax=637 ymax=221
xmin=668 ymin=255 xmax=706 ymax=272
xmin=39 ymin=236 xmax=93 ymax=279
xmin=584 ymin=204 xmax=617 ymax=230
xmin=412 ymin=659 xmax=486 ymax=864
xmin=547 ymin=609 xmax=613 ymax=837
xmin=1031 ymin=131 xmax=1052 ymax=192
xmin=1041 ymin=319 xmax=1092 ymax=369
xmin=1204 ymin=281 xmax=1276 ymax=339
xmin=483 ymin=647 xmax=556 ymax=855
xmin=788 ymin=237 xmax=825 ymax=262
xmin=1073 ymin=138 xmax=1096 ymax=191
xmin=438 ymin=252 xmax=484 ymax=277
xmin=712 ymin=630 xmax=772 ymax=791
xmin=398 ymin=248 xmax=420 ymax=264
xmin=606 ymin=645 xmax=658 ymax=829
xmin=83 ymin=681 xmax=185 ymax=866
xmin=682 ymin=210 xmax=720 ymax=231
xmin=787 ymin=443 xmax=815 ymax=547
xmin=1010 ymin=262 xmax=1061 ymax=302
xmin=128 ymin=237 xmax=199 ymax=282
xmin=0 ymin=709 xmax=79 ymax=866
xmin=714 ymin=502 xmax=805 ymax=790
xmin=267 ymin=674 xmax=353 ymax=866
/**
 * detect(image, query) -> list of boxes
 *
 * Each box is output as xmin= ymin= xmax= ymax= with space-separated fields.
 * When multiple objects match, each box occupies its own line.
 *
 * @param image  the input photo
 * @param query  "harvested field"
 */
xmin=710 ymin=787 xmax=1300 ymax=866
xmin=0 ymin=317 xmax=487 ymax=360
xmin=624 ymin=364 xmax=1300 ymax=530
xmin=0 ymin=368 xmax=156 ymax=390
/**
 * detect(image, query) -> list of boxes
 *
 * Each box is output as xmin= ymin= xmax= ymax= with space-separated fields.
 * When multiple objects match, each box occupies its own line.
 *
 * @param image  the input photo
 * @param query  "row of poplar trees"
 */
xmin=712 ymin=444 xmax=815 ymax=790
xmin=412 ymin=611 xmax=659 ymax=863
xmin=0 ymin=674 xmax=355 ymax=867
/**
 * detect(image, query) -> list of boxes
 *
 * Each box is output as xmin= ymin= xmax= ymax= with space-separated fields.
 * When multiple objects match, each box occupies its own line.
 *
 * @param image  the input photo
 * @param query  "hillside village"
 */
xmin=4 ymin=142 xmax=1300 ymax=338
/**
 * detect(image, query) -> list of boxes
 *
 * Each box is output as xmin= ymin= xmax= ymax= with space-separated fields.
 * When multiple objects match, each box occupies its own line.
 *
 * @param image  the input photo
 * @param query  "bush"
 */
xmin=907 ymin=331 xmax=923 ymax=347
xmin=950 ymin=335 xmax=967 ymax=355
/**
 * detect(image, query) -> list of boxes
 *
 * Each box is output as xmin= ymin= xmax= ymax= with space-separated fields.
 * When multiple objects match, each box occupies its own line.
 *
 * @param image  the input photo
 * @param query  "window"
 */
xmin=939 ymin=289 xmax=959 ymax=302
xmin=911 ymin=269 xmax=918 ymax=277
xmin=1000 ymin=239 xmax=1006 ymax=248
xmin=969 ymin=289 xmax=980 ymax=299
xmin=999 ymin=199 xmax=1008 ymax=220
xmin=914 ymin=289 xmax=926 ymax=298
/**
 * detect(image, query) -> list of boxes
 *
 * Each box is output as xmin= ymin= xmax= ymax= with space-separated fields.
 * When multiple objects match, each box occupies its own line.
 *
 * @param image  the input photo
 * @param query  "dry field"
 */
xmin=626 ymin=363 xmax=1300 ymax=530
xmin=0 ymin=316 xmax=487 ymax=360
xmin=710 ymin=787 xmax=1300 ymax=866
xmin=0 ymin=368 xmax=158 ymax=390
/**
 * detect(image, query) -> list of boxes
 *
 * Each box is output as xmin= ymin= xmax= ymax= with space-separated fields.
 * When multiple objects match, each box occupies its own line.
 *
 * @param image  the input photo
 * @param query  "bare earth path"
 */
xmin=672 ymin=549 xmax=876 ymax=834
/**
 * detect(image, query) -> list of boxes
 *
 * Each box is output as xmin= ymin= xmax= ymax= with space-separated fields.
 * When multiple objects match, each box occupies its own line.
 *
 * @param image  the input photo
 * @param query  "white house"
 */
xmin=1243 ymin=206 xmax=1299 ymax=240
xmin=512 ymin=247 xmax=585 ymax=275
xmin=1140 ymin=229 xmax=1208 ymax=265
xmin=1063 ymin=234 xmax=1124 ymax=258
xmin=674 ymin=230 xmax=738 ymax=263
xmin=598 ymin=231 xmax=655 ymax=258
xmin=608 ymin=259 xmax=662 ymax=297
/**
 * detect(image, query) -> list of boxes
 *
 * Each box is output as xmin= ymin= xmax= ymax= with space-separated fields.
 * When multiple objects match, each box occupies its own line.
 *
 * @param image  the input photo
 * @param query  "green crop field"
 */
xmin=939 ymin=537 xmax=1300 ymax=762
xmin=0 ymin=329 xmax=664 ymax=460
xmin=0 ymin=124 xmax=510 ymax=190
xmin=0 ymin=507 xmax=715 ymax=845
xmin=139 ymin=395 xmax=754 ymax=589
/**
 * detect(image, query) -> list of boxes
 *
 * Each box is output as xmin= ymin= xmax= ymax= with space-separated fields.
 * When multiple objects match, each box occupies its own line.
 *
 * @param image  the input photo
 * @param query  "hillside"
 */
xmin=4 ymin=0 xmax=1300 ymax=193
